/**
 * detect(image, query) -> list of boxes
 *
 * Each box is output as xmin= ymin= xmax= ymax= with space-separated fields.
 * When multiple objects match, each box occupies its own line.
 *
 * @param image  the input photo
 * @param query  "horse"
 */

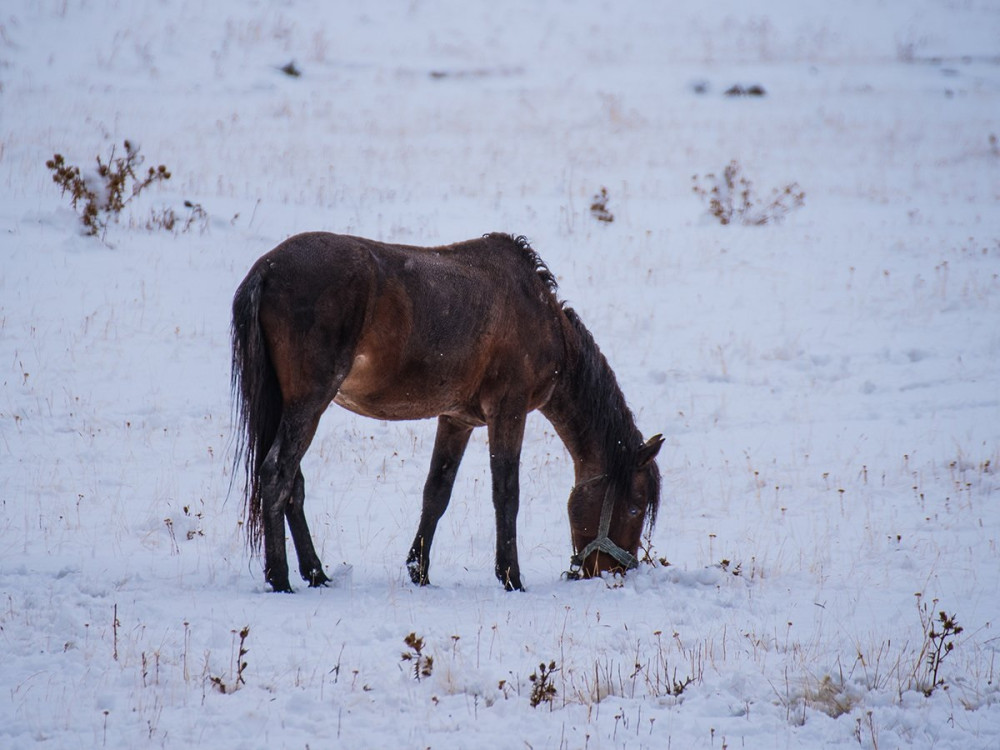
xmin=231 ymin=232 xmax=663 ymax=592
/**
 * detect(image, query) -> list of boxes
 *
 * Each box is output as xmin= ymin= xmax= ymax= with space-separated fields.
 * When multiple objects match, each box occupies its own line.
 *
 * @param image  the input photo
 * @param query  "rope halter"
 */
xmin=566 ymin=474 xmax=639 ymax=577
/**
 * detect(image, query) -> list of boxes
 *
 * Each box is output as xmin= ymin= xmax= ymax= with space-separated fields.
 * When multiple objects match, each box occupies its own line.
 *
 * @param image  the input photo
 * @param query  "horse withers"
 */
xmin=231 ymin=232 xmax=663 ymax=592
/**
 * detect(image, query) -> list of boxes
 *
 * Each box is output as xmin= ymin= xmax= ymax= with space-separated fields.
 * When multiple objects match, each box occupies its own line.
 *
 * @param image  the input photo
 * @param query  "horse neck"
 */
xmin=543 ymin=311 xmax=641 ymax=484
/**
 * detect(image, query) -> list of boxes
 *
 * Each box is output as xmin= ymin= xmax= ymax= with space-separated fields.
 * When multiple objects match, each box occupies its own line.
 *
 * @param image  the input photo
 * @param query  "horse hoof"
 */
xmin=496 ymin=566 xmax=524 ymax=592
xmin=501 ymin=578 xmax=524 ymax=592
xmin=305 ymin=568 xmax=331 ymax=587
xmin=406 ymin=560 xmax=429 ymax=586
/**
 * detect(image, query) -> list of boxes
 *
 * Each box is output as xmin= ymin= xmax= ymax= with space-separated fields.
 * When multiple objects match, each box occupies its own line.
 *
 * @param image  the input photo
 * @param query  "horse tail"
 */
xmin=230 ymin=265 xmax=281 ymax=553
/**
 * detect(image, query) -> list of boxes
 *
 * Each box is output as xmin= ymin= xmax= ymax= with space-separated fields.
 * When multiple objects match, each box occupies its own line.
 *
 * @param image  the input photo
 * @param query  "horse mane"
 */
xmin=560 ymin=306 xmax=661 ymax=525
xmin=484 ymin=233 xmax=559 ymax=294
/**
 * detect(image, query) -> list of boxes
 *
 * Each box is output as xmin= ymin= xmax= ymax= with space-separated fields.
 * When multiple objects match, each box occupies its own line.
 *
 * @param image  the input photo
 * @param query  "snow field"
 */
xmin=2 ymin=1 xmax=999 ymax=748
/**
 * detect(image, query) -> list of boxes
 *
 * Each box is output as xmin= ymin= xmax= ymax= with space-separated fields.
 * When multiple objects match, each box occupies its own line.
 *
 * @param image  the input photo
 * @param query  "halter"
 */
xmin=566 ymin=474 xmax=639 ymax=577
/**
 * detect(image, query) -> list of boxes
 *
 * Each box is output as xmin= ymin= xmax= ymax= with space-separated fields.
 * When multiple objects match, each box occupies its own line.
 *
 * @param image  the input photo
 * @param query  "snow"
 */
xmin=2 ymin=0 xmax=999 ymax=747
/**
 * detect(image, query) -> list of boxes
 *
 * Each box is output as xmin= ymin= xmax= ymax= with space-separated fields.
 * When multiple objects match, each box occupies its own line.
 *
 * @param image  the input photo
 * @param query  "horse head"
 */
xmin=568 ymin=433 xmax=664 ymax=577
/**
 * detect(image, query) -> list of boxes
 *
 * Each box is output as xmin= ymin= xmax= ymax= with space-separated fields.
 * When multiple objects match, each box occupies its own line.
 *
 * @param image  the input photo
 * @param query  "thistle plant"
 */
xmin=46 ymin=140 xmax=171 ymax=237
xmin=692 ymin=160 xmax=804 ymax=226
xmin=401 ymin=632 xmax=434 ymax=681
xmin=528 ymin=660 xmax=559 ymax=708
xmin=918 ymin=605 xmax=963 ymax=695
xmin=209 ymin=626 xmax=250 ymax=694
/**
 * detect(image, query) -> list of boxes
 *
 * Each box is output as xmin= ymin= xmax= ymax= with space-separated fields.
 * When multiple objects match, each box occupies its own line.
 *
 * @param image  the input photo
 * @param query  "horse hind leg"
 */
xmin=256 ymin=275 xmax=366 ymax=591
xmin=286 ymin=469 xmax=330 ymax=587
xmin=258 ymin=403 xmax=325 ymax=592
xmin=406 ymin=416 xmax=473 ymax=586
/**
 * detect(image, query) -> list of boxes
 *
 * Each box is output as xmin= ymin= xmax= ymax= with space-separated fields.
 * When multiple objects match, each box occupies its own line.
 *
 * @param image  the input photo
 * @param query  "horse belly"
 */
xmin=332 ymin=389 xmax=458 ymax=421
xmin=333 ymin=353 xmax=479 ymax=422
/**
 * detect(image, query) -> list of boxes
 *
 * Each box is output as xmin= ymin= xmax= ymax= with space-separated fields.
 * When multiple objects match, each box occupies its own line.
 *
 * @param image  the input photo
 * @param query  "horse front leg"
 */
xmin=486 ymin=410 xmax=527 ymax=591
xmin=406 ymin=416 xmax=473 ymax=585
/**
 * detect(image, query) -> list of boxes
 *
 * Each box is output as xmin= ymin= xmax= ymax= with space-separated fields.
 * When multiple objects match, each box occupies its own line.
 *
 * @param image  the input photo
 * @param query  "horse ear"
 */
xmin=637 ymin=434 xmax=664 ymax=468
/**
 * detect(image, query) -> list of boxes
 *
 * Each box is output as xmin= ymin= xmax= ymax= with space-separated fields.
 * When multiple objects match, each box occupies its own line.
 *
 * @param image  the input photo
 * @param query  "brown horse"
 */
xmin=231 ymin=232 xmax=663 ymax=592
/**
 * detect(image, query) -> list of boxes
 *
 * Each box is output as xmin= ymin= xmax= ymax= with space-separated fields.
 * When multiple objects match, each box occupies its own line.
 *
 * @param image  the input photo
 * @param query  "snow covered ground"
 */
xmin=2 ymin=1 xmax=999 ymax=747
